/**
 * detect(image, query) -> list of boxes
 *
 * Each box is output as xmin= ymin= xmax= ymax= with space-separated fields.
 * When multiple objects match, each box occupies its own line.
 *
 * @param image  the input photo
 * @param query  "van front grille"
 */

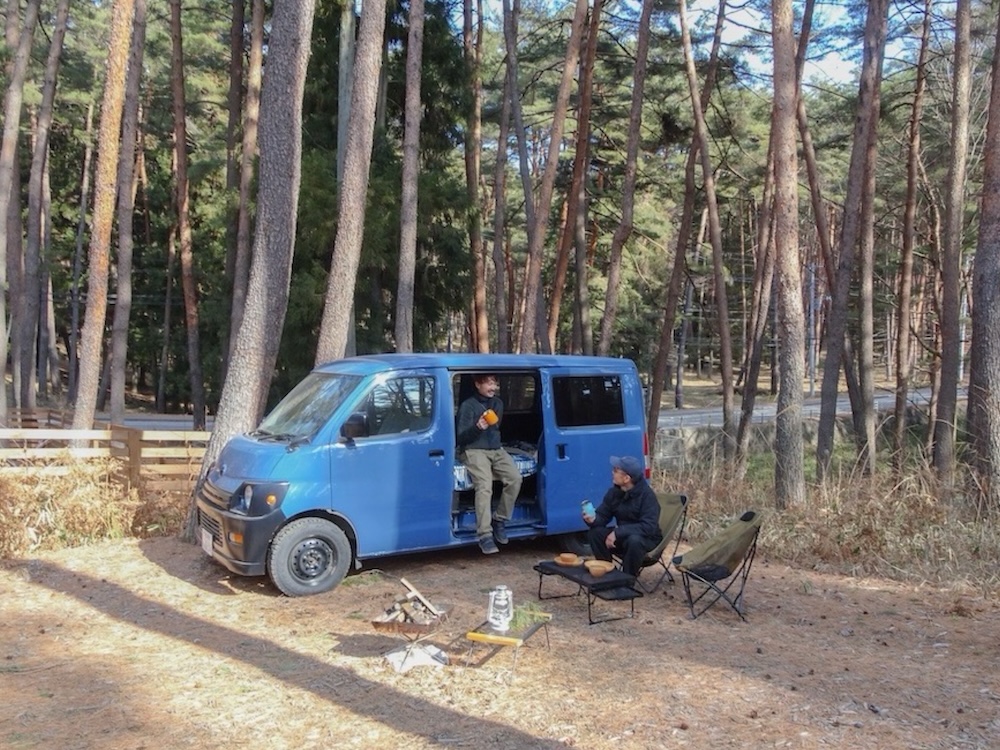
xmin=199 ymin=510 xmax=221 ymax=545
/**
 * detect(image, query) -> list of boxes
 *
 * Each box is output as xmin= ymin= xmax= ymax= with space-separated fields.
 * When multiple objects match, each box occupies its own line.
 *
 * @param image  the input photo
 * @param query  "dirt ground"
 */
xmin=2 ymin=536 xmax=999 ymax=750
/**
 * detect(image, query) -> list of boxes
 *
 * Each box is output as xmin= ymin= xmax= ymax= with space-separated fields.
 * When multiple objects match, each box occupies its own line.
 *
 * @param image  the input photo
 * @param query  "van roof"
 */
xmin=313 ymin=353 xmax=638 ymax=376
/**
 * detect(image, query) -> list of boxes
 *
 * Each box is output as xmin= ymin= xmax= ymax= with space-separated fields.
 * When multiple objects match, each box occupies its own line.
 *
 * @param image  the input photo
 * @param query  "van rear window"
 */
xmin=552 ymin=376 xmax=625 ymax=427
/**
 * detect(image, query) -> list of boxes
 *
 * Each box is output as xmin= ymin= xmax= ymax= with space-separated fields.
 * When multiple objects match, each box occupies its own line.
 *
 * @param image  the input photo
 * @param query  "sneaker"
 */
xmin=491 ymin=518 xmax=509 ymax=545
xmin=478 ymin=534 xmax=499 ymax=554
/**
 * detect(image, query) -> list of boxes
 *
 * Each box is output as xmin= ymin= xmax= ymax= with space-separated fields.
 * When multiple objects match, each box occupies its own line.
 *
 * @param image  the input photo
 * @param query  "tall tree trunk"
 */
xmin=156 ymin=223 xmax=178 ymax=413
xmin=597 ymin=0 xmax=650 ymax=356
xmin=647 ymin=0 xmax=726 ymax=450
xmin=110 ymin=0 xmax=147 ymax=425
xmin=68 ymin=100 xmax=95 ymax=403
xmin=220 ymin=0 xmax=245 ymax=373
xmin=736 ymin=0 xmax=819 ymax=476
xmin=395 ymin=0 xmax=424 ymax=352
xmin=549 ymin=0 xmax=603 ymax=352
xmin=491 ymin=53 xmax=512 ymax=353
xmin=72 ymin=0 xmax=136 ymax=431
xmin=169 ymin=0 xmax=206 ymax=428
xmin=195 ymin=0 xmax=319 ymax=534
xmin=967 ymin=6 xmax=1000 ymax=511
xmin=678 ymin=0 xmax=734 ymax=459
xmin=0 ymin=0 xmax=40 ymax=421
xmin=933 ymin=0 xmax=972 ymax=489
xmin=815 ymin=0 xmax=889 ymax=480
xmin=503 ymin=0 xmax=535 ymax=351
xmin=315 ymin=0 xmax=387 ymax=363
xmin=771 ymin=0 xmax=805 ymax=508
xmin=463 ymin=0 xmax=488 ymax=352
xmin=517 ymin=0 xmax=587 ymax=354
xmin=228 ymin=0 xmax=264 ymax=363
xmin=20 ymin=0 xmax=69 ymax=410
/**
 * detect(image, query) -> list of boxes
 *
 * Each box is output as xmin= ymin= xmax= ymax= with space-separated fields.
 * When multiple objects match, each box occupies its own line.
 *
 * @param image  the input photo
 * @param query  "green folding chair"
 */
xmin=671 ymin=510 xmax=762 ymax=621
xmin=633 ymin=493 xmax=689 ymax=593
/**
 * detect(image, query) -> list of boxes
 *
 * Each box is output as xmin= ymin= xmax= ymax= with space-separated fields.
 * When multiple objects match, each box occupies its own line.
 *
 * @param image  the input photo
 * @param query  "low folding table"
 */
xmin=463 ymin=613 xmax=552 ymax=682
xmin=533 ymin=560 xmax=642 ymax=625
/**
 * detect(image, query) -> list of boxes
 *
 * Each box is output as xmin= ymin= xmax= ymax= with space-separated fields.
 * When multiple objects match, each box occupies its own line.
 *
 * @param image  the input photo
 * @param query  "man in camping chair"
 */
xmin=583 ymin=456 xmax=662 ymax=577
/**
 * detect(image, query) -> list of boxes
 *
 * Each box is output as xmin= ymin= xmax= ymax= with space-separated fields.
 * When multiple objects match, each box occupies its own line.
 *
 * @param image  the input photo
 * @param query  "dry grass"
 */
xmin=0 ymin=458 xmax=142 ymax=557
xmin=658 ymin=463 xmax=1000 ymax=595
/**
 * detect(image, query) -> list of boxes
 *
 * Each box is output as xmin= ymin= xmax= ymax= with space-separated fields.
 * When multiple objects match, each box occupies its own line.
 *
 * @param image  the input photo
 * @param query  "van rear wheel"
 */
xmin=268 ymin=518 xmax=351 ymax=597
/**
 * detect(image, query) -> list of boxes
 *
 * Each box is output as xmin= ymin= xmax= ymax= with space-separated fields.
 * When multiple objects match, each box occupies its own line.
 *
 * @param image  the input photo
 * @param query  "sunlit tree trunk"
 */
xmin=109 ymin=0 xmax=146 ymax=425
xmin=395 ymin=0 xmax=424 ymax=353
xmin=771 ymin=0 xmax=804 ymax=508
xmin=72 ymin=0 xmax=136 ymax=431
xmin=933 ymin=0 xmax=972 ymax=489
xmin=193 ymin=0 xmax=319 ymax=538
xmin=315 ymin=0 xmax=387 ymax=362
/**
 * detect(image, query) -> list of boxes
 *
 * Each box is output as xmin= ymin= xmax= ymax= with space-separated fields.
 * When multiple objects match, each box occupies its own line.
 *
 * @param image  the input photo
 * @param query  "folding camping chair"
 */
xmin=671 ymin=510 xmax=761 ymax=621
xmin=632 ymin=493 xmax=689 ymax=593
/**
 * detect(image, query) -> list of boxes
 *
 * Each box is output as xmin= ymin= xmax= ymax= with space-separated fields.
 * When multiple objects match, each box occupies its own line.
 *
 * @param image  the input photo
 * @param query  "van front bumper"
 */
xmin=196 ymin=496 xmax=283 ymax=577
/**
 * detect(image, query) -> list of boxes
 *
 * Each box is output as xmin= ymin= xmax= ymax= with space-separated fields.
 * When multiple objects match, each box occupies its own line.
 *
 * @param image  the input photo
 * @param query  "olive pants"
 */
xmin=461 ymin=448 xmax=522 ymax=537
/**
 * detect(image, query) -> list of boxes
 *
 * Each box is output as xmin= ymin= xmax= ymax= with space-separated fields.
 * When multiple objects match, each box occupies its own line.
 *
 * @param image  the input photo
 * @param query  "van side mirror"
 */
xmin=341 ymin=412 xmax=369 ymax=440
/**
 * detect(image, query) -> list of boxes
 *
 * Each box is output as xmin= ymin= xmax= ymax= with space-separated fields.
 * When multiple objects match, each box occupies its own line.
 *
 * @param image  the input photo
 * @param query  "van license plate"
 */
xmin=201 ymin=528 xmax=214 ymax=557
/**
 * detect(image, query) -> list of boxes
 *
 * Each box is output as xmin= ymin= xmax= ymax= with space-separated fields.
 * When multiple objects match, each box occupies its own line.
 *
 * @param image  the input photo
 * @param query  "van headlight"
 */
xmin=230 ymin=483 xmax=288 ymax=515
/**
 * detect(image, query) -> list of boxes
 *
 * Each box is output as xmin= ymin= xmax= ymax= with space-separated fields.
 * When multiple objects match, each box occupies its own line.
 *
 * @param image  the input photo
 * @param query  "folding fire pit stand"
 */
xmin=463 ymin=612 xmax=551 ymax=683
xmin=371 ymin=578 xmax=449 ymax=672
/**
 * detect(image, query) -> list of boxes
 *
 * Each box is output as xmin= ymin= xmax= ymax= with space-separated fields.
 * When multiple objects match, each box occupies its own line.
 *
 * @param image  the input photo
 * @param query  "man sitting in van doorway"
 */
xmin=582 ymin=456 xmax=662 ymax=576
xmin=456 ymin=374 xmax=522 ymax=555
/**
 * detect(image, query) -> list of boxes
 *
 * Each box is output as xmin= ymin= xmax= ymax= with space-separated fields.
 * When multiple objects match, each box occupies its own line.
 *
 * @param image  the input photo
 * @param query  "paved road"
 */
xmin=101 ymin=386 xmax=948 ymax=432
xmin=655 ymin=386 xmax=938 ymax=430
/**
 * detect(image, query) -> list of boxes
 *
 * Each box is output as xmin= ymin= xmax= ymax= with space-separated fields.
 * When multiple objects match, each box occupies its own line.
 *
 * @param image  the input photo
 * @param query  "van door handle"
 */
xmin=557 ymin=443 xmax=567 ymax=459
xmin=429 ymin=449 xmax=444 ymax=458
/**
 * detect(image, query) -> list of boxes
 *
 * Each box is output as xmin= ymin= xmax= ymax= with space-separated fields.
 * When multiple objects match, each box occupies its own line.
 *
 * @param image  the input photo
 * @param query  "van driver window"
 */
xmin=366 ymin=376 xmax=435 ymax=435
xmin=552 ymin=375 xmax=625 ymax=427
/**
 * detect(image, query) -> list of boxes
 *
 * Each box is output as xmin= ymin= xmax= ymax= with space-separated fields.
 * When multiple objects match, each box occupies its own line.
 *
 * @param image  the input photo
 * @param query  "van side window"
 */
xmin=367 ymin=376 xmax=435 ymax=435
xmin=552 ymin=375 xmax=625 ymax=427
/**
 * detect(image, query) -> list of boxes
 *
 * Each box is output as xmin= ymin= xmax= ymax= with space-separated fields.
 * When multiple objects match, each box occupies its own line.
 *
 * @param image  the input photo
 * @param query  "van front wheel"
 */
xmin=268 ymin=518 xmax=352 ymax=596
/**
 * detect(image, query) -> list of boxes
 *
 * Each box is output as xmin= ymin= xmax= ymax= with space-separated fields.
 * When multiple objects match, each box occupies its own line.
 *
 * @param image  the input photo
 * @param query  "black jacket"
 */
xmin=591 ymin=478 xmax=661 ymax=541
xmin=456 ymin=393 xmax=504 ymax=450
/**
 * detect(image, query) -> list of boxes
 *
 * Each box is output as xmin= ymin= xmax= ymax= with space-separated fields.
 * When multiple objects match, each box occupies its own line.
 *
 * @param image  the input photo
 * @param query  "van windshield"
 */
xmin=256 ymin=372 xmax=362 ymax=439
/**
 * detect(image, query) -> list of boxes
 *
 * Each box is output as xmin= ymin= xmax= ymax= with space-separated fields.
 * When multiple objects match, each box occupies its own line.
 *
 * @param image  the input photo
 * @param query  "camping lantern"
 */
xmin=487 ymin=585 xmax=513 ymax=631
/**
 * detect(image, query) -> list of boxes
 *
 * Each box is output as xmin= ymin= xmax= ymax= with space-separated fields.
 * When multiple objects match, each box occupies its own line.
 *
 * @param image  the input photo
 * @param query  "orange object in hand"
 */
xmin=482 ymin=409 xmax=499 ymax=426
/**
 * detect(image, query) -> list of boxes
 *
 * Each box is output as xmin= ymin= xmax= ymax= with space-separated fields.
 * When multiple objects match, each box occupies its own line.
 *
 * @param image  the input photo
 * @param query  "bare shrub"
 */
xmin=0 ymin=457 xmax=141 ymax=557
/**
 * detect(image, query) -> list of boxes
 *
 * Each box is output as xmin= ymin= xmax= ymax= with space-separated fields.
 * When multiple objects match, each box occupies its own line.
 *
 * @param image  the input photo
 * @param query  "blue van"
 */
xmin=195 ymin=354 xmax=649 ymax=596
